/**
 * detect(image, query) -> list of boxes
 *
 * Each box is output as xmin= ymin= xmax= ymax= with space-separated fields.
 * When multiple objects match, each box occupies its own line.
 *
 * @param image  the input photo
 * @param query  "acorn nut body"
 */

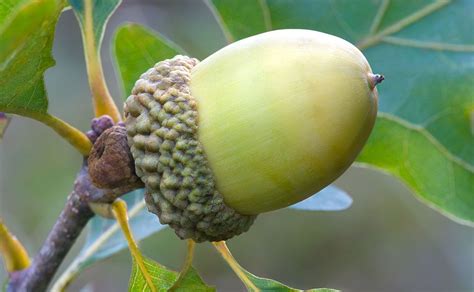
xmin=125 ymin=29 xmax=381 ymax=242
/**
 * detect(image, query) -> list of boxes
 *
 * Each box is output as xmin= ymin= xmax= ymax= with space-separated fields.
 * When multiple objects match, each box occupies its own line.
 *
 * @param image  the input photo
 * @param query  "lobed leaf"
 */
xmin=206 ymin=0 xmax=474 ymax=225
xmin=113 ymin=23 xmax=185 ymax=96
xmin=0 ymin=0 xmax=64 ymax=116
xmin=129 ymin=256 xmax=215 ymax=292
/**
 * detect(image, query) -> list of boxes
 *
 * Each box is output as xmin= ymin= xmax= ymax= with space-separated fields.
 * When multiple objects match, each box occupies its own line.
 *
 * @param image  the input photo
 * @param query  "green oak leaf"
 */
xmin=206 ymin=0 xmax=474 ymax=225
xmin=0 ymin=0 xmax=64 ymax=116
xmin=113 ymin=23 xmax=186 ymax=96
xmin=243 ymin=269 xmax=339 ymax=292
xmin=129 ymin=256 xmax=215 ymax=292
xmin=68 ymin=0 xmax=121 ymax=50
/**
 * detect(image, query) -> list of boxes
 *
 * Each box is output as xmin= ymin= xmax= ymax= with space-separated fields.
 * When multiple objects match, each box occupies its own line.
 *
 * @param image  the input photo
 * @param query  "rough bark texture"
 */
xmin=7 ymin=163 xmax=141 ymax=292
xmin=7 ymin=118 xmax=143 ymax=292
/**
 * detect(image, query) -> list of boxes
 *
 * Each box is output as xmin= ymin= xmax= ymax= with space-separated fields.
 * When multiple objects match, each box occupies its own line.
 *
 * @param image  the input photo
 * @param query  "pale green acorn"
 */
xmin=124 ymin=29 xmax=382 ymax=242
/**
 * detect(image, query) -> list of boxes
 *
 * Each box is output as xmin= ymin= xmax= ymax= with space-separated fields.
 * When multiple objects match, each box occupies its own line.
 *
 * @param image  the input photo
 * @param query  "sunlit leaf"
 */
xmin=129 ymin=256 xmax=215 ymax=292
xmin=113 ymin=23 xmax=185 ymax=96
xmin=207 ymin=0 xmax=474 ymax=225
xmin=288 ymin=185 xmax=352 ymax=211
xmin=0 ymin=0 xmax=64 ymax=116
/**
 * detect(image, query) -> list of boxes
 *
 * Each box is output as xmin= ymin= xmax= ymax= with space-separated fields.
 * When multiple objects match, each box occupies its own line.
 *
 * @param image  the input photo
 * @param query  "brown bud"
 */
xmin=88 ymin=126 xmax=142 ymax=190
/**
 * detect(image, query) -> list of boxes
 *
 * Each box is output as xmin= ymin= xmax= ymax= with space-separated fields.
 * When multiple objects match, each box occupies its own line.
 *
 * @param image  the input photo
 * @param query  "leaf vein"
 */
xmin=203 ymin=0 xmax=235 ymax=43
xmin=378 ymin=112 xmax=474 ymax=172
xmin=358 ymin=0 xmax=451 ymax=50
xmin=369 ymin=0 xmax=390 ymax=35
xmin=382 ymin=36 xmax=474 ymax=52
xmin=330 ymin=1 xmax=358 ymax=41
xmin=258 ymin=0 xmax=272 ymax=31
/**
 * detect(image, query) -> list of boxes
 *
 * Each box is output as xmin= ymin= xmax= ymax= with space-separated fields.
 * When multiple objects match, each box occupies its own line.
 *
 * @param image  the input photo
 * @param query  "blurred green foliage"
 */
xmin=0 ymin=0 xmax=473 ymax=291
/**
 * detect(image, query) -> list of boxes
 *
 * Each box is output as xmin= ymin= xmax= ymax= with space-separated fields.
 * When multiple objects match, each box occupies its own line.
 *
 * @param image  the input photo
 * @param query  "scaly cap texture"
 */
xmin=124 ymin=56 xmax=256 ymax=242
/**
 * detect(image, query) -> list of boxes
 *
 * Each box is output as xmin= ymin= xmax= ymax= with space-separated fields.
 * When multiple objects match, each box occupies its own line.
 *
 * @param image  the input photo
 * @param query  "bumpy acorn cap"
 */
xmin=124 ymin=56 xmax=256 ymax=242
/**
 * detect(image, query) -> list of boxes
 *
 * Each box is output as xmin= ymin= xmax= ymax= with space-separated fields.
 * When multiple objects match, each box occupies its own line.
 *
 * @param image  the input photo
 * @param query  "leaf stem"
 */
xmin=111 ymin=200 xmax=157 ymax=292
xmin=0 ymin=218 xmax=30 ymax=272
xmin=1 ymin=110 xmax=91 ymax=155
xmin=169 ymin=239 xmax=196 ymax=291
xmin=212 ymin=241 xmax=259 ymax=291
xmin=30 ymin=112 xmax=92 ymax=156
xmin=82 ymin=0 xmax=121 ymax=122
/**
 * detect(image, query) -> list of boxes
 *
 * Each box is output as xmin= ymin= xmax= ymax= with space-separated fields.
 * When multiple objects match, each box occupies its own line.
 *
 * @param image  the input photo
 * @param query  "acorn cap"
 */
xmin=124 ymin=56 xmax=255 ymax=242
xmin=125 ymin=29 xmax=380 ymax=242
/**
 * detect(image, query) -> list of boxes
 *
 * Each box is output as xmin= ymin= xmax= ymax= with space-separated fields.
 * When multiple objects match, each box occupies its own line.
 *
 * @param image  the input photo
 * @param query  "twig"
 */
xmin=7 ymin=165 xmax=93 ymax=291
xmin=6 ymin=161 xmax=141 ymax=291
xmin=5 ymin=120 xmax=143 ymax=291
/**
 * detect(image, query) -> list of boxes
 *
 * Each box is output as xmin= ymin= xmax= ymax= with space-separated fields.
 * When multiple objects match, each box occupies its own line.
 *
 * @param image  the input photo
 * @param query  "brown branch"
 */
xmin=7 ymin=119 xmax=143 ymax=292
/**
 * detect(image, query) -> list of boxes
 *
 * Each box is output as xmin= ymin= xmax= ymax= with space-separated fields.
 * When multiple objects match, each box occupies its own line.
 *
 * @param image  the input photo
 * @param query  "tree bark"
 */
xmin=7 ymin=123 xmax=143 ymax=291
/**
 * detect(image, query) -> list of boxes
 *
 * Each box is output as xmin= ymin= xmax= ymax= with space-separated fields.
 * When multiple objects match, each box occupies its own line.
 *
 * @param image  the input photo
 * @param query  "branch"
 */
xmin=6 ymin=119 xmax=143 ymax=291
xmin=7 ymin=166 xmax=94 ymax=291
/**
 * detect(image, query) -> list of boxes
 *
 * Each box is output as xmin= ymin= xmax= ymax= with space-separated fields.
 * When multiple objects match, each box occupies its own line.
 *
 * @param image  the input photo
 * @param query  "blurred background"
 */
xmin=0 ymin=0 xmax=472 ymax=291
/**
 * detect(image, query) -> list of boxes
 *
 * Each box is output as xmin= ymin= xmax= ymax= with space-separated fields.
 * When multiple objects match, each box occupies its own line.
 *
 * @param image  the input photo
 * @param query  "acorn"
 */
xmin=124 ymin=29 xmax=382 ymax=242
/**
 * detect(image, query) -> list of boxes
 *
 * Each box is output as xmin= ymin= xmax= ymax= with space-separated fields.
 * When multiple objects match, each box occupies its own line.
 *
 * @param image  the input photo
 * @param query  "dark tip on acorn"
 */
xmin=368 ymin=73 xmax=385 ymax=89
xmin=374 ymin=74 xmax=384 ymax=85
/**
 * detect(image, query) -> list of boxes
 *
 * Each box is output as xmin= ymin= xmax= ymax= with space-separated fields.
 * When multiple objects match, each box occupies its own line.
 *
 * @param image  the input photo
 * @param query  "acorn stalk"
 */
xmin=125 ymin=29 xmax=382 ymax=242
